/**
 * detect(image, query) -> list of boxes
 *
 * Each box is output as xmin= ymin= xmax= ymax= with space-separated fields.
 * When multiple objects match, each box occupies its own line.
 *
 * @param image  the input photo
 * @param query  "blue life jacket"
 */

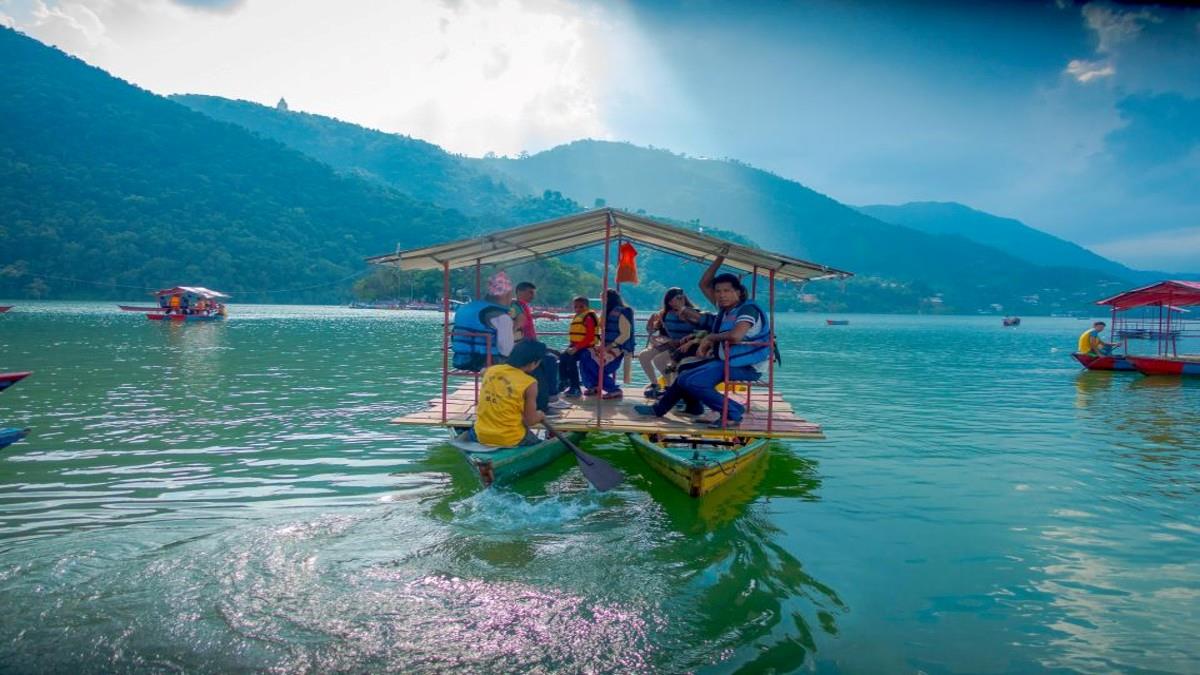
xmin=451 ymin=300 xmax=508 ymax=369
xmin=660 ymin=310 xmax=696 ymax=339
xmin=604 ymin=306 xmax=637 ymax=353
xmin=714 ymin=300 xmax=771 ymax=367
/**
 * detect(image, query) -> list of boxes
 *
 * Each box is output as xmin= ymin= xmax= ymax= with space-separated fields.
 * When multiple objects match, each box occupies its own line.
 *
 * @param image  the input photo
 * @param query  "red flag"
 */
xmin=616 ymin=241 xmax=639 ymax=284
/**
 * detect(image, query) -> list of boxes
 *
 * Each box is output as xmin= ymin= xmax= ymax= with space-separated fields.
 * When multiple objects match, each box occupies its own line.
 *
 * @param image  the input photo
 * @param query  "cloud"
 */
xmin=27 ymin=0 xmax=111 ymax=50
xmin=1091 ymin=226 xmax=1200 ymax=273
xmin=1082 ymin=3 xmax=1159 ymax=53
xmin=1065 ymin=58 xmax=1114 ymax=83
xmin=169 ymin=0 xmax=245 ymax=13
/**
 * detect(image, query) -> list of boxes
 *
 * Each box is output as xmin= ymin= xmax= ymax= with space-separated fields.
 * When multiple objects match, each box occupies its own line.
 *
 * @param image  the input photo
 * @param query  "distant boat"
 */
xmin=0 ymin=306 xmax=11 ymax=313
xmin=147 ymin=286 xmax=229 ymax=321
xmin=0 ymin=371 xmax=32 ymax=393
xmin=1003 ymin=317 xmax=1021 ymax=326
xmin=826 ymin=319 xmax=849 ymax=326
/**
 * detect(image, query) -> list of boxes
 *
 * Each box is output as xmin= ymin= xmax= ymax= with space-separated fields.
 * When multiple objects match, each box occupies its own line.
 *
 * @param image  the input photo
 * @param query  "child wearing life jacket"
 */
xmin=558 ymin=296 xmax=599 ymax=398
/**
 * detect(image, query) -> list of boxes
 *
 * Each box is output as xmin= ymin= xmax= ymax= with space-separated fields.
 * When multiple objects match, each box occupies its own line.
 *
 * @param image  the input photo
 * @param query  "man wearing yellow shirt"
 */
xmin=468 ymin=340 xmax=547 ymax=447
xmin=1078 ymin=321 xmax=1116 ymax=356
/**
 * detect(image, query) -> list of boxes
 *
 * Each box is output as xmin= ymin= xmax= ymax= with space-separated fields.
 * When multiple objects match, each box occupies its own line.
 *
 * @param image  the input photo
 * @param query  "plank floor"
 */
xmin=392 ymin=381 xmax=825 ymax=439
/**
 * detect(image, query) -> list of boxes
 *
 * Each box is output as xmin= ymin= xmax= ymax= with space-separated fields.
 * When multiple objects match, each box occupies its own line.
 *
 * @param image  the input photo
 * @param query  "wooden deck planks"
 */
xmin=393 ymin=382 xmax=825 ymax=439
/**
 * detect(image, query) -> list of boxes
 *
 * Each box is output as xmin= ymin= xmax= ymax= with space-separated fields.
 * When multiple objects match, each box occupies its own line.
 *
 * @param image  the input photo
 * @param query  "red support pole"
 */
xmin=597 ymin=212 xmax=613 ymax=427
xmin=441 ymin=261 xmax=450 ymax=424
xmin=767 ymin=269 xmax=776 ymax=433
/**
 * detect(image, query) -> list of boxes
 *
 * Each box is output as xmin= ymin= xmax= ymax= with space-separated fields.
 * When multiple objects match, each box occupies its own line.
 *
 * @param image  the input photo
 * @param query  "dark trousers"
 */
xmin=579 ymin=350 xmax=624 ymax=392
xmin=533 ymin=354 xmax=559 ymax=411
xmin=558 ymin=349 xmax=582 ymax=391
xmin=652 ymin=359 xmax=761 ymax=421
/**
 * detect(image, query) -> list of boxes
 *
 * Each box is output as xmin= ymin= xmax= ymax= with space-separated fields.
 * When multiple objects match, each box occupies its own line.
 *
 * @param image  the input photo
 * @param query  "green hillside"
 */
xmin=0 ymin=27 xmax=473 ymax=303
xmin=172 ymin=94 xmax=519 ymax=217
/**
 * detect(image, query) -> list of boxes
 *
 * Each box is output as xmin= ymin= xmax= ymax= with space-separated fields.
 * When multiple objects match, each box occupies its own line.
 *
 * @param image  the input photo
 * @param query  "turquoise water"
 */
xmin=0 ymin=302 xmax=1197 ymax=673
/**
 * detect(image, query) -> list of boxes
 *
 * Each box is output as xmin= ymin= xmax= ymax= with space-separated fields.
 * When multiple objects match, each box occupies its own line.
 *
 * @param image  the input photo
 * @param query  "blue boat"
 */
xmin=0 ymin=427 xmax=29 ymax=449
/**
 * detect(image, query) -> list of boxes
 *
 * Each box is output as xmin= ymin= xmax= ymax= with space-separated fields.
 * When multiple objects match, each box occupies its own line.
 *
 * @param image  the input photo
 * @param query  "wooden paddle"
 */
xmin=541 ymin=419 xmax=623 ymax=492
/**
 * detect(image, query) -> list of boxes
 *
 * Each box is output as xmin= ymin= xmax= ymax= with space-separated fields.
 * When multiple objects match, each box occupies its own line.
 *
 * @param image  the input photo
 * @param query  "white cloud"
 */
xmin=1082 ymin=3 xmax=1160 ymax=53
xmin=1091 ymin=226 xmax=1200 ymax=273
xmin=7 ymin=0 xmax=619 ymax=157
xmin=1065 ymin=58 xmax=1114 ymax=83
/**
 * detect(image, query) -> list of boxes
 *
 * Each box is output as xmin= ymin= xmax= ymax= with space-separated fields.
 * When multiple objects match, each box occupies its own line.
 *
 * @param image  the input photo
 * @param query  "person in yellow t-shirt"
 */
xmin=469 ymin=340 xmax=547 ymax=447
xmin=1077 ymin=321 xmax=1116 ymax=356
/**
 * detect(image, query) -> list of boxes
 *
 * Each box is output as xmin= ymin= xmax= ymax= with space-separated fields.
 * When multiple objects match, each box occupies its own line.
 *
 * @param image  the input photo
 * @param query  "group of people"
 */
xmin=454 ymin=253 xmax=774 ymax=447
xmin=159 ymin=294 xmax=226 ymax=317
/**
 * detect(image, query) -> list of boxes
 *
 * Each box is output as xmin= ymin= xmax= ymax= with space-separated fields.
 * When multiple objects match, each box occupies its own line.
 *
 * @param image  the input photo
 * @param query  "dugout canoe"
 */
xmin=1072 ymin=352 xmax=1136 ymax=371
xmin=449 ymin=429 xmax=583 ymax=487
xmin=0 ymin=427 xmax=29 ymax=450
xmin=627 ymin=432 xmax=770 ymax=498
xmin=0 ymin=371 xmax=32 ymax=393
xmin=1126 ymin=355 xmax=1200 ymax=376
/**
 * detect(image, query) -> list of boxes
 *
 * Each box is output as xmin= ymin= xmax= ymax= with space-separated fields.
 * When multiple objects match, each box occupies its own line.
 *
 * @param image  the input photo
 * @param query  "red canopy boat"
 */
xmin=1078 ymin=281 xmax=1200 ymax=375
xmin=146 ymin=286 xmax=230 ymax=321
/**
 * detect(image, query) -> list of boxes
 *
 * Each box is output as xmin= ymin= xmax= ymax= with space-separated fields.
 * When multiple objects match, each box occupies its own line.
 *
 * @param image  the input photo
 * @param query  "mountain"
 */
xmin=0 ymin=27 xmax=473 ymax=303
xmin=855 ymin=202 xmax=1153 ymax=282
xmin=475 ymin=140 xmax=1129 ymax=313
xmin=171 ymin=94 xmax=521 ymax=217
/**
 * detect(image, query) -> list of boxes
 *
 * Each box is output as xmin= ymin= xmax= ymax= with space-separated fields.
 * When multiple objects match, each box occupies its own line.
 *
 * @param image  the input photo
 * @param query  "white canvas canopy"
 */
xmin=152 ymin=286 xmax=230 ymax=299
xmin=366 ymin=208 xmax=851 ymax=283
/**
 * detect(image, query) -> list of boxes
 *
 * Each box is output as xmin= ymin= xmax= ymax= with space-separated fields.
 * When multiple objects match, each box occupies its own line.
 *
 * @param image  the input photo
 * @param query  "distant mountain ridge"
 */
xmin=856 ymin=202 xmax=1154 ymax=282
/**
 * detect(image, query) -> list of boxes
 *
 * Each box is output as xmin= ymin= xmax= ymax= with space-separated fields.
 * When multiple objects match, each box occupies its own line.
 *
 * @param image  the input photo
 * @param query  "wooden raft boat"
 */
xmin=0 ymin=428 xmax=29 ymax=450
xmin=449 ymin=429 xmax=584 ymax=487
xmin=146 ymin=312 xmax=225 ymax=322
xmin=374 ymin=208 xmax=850 ymax=497
xmin=0 ymin=371 xmax=32 ymax=393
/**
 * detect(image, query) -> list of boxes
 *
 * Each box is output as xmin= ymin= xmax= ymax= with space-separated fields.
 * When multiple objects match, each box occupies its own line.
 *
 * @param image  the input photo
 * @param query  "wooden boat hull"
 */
xmin=119 ymin=305 xmax=162 ymax=311
xmin=0 ymin=371 xmax=32 ymax=393
xmin=0 ymin=428 xmax=29 ymax=449
xmin=0 ymin=306 xmax=11 ymax=313
xmin=627 ymin=432 xmax=770 ymax=498
xmin=1127 ymin=355 xmax=1200 ymax=377
xmin=449 ymin=430 xmax=581 ymax=487
xmin=825 ymin=319 xmax=849 ymax=326
xmin=1003 ymin=318 xmax=1021 ymax=326
xmin=1072 ymin=352 xmax=1136 ymax=371
xmin=146 ymin=313 xmax=225 ymax=322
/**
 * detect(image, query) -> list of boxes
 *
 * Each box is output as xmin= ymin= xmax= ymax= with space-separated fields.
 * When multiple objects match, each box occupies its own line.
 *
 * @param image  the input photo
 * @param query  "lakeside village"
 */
xmin=3 ymin=209 xmax=1198 ymax=493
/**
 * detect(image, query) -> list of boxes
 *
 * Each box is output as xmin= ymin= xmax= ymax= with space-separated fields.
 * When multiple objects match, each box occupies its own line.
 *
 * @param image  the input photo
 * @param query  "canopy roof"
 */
xmin=151 ymin=286 xmax=230 ymax=299
xmin=1096 ymin=280 xmax=1200 ymax=310
xmin=366 ymin=208 xmax=852 ymax=283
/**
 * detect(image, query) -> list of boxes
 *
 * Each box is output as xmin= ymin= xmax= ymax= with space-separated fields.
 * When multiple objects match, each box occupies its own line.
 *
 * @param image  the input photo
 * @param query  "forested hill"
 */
xmin=0 ymin=27 xmax=474 ymax=303
xmin=856 ymin=202 xmax=1153 ymax=282
xmin=476 ymin=141 xmax=1131 ymax=313
xmin=172 ymin=94 xmax=519 ymax=217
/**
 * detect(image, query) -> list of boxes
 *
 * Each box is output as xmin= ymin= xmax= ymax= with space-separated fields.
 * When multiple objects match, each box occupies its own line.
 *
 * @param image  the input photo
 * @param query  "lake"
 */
xmin=1 ymin=303 xmax=1197 ymax=673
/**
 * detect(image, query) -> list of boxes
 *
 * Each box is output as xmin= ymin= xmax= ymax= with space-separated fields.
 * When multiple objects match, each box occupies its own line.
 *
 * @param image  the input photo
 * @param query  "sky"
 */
xmin=3 ymin=0 xmax=1198 ymax=272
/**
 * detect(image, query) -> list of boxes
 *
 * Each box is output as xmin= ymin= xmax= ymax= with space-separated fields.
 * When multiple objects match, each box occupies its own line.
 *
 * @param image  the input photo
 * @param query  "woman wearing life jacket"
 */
xmin=579 ymin=289 xmax=635 ymax=399
xmin=637 ymin=288 xmax=702 ymax=398
xmin=635 ymin=254 xmax=771 ymax=428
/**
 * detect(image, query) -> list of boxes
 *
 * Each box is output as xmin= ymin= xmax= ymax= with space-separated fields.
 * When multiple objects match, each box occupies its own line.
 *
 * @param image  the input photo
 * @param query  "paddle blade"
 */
xmin=570 ymin=447 xmax=623 ymax=492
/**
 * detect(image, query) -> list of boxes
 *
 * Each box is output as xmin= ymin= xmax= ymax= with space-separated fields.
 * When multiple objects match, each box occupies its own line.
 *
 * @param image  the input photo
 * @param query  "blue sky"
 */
xmin=2 ymin=0 xmax=1197 ymax=272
